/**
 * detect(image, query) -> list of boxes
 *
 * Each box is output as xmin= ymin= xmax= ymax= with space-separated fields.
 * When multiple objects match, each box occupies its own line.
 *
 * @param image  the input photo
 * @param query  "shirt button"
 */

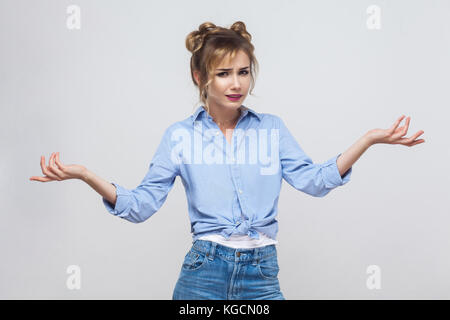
xmin=239 ymin=189 xmax=243 ymax=194
xmin=215 ymin=131 xmax=220 ymax=136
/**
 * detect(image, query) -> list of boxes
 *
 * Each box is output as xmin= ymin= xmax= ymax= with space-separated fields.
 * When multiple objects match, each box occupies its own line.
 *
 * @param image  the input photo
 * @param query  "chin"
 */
xmin=226 ymin=98 xmax=246 ymax=105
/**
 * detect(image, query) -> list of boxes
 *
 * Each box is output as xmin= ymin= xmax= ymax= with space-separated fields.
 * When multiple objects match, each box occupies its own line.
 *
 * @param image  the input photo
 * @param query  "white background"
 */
xmin=1 ymin=0 xmax=448 ymax=299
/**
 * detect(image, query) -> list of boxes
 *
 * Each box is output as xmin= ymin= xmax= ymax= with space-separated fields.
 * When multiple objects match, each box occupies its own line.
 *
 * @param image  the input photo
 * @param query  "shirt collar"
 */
xmin=191 ymin=105 xmax=262 ymax=124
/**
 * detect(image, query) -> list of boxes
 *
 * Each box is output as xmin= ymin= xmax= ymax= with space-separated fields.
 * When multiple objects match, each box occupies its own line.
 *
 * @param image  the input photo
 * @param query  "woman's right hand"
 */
xmin=29 ymin=152 xmax=87 ymax=182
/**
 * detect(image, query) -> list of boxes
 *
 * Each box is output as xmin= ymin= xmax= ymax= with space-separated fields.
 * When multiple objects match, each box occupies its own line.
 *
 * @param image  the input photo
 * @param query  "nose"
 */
xmin=230 ymin=73 xmax=241 ymax=90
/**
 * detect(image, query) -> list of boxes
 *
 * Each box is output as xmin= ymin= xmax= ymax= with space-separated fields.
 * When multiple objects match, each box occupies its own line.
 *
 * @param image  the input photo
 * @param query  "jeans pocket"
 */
xmin=181 ymin=248 xmax=208 ymax=272
xmin=257 ymin=254 xmax=280 ymax=280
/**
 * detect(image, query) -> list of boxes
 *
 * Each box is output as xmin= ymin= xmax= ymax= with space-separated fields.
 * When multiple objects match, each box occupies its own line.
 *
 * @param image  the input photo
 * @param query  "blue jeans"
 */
xmin=172 ymin=239 xmax=285 ymax=300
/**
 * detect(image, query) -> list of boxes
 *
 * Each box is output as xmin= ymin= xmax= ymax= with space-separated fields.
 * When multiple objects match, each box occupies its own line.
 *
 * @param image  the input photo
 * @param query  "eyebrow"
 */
xmin=216 ymin=66 xmax=250 ymax=71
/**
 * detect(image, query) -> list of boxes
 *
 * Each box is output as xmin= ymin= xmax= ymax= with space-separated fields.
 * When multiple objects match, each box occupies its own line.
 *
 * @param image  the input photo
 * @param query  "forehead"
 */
xmin=216 ymin=50 xmax=250 ymax=69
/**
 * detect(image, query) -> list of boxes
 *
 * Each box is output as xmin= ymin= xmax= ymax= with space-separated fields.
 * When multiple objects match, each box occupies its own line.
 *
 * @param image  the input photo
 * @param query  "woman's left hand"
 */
xmin=366 ymin=115 xmax=425 ymax=147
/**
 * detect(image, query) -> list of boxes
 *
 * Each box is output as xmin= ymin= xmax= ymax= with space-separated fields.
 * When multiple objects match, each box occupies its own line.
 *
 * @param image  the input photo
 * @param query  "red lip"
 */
xmin=226 ymin=95 xmax=242 ymax=97
xmin=226 ymin=95 xmax=242 ymax=102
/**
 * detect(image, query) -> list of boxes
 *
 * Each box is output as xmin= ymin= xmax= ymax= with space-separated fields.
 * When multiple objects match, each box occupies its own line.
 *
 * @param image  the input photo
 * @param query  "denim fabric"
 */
xmin=172 ymin=240 xmax=285 ymax=300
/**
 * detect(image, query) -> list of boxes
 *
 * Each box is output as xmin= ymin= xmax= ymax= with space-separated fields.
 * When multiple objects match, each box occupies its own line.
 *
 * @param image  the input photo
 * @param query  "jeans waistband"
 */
xmin=191 ymin=239 xmax=277 ymax=264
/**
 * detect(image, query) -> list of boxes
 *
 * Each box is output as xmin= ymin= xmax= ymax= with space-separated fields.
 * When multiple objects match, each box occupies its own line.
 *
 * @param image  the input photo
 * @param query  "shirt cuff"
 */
xmin=321 ymin=153 xmax=352 ymax=188
xmin=102 ymin=182 xmax=131 ymax=218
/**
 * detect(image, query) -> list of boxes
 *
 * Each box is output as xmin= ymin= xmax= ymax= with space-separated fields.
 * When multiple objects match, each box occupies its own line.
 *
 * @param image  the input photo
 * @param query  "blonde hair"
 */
xmin=185 ymin=21 xmax=259 ymax=114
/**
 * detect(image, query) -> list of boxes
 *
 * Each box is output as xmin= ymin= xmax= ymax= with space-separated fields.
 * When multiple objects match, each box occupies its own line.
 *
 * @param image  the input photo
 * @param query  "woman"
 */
xmin=29 ymin=21 xmax=425 ymax=300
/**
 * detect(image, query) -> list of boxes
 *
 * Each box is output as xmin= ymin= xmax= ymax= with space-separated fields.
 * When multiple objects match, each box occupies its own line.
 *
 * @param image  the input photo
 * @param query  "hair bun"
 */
xmin=198 ymin=22 xmax=217 ymax=34
xmin=185 ymin=22 xmax=218 ymax=54
xmin=230 ymin=21 xmax=252 ymax=42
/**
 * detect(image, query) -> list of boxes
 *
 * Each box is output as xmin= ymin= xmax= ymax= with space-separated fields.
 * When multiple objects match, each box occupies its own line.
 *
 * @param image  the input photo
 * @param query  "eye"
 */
xmin=216 ymin=70 xmax=249 ymax=77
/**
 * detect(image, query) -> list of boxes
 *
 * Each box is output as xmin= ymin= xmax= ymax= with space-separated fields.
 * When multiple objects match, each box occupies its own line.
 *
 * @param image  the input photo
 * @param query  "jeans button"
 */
xmin=236 ymin=252 xmax=241 ymax=257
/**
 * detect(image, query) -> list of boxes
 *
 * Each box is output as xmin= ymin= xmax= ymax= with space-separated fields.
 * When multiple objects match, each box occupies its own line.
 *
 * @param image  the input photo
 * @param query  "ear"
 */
xmin=193 ymin=70 xmax=201 ymax=86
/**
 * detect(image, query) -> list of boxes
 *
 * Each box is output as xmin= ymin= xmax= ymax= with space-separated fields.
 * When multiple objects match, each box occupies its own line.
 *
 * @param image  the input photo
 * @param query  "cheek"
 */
xmin=211 ymin=80 xmax=227 ymax=92
xmin=243 ymin=79 xmax=251 ymax=91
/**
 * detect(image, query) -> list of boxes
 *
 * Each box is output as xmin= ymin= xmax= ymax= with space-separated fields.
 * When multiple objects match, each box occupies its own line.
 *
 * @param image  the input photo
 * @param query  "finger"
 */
xmin=30 ymin=176 xmax=53 ymax=182
xmin=46 ymin=152 xmax=53 ymax=167
xmin=47 ymin=163 xmax=64 ymax=179
xmin=47 ymin=152 xmax=54 ymax=168
xmin=401 ymin=116 xmax=411 ymax=136
xmin=40 ymin=155 xmax=46 ymax=172
xmin=407 ymin=130 xmax=425 ymax=141
xmin=37 ymin=155 xmax=56 ymax=181
xmin=51 ymin=152 xmax=57 ymax=167
xmin=389 ymin=115 xmax=405 ymax=134
xmin=392 ymin=117 xmax=413 ymax=139
xmin=47 ymin=153 xmax=64 ymax=180
xmin=416 ymin=130 xmax=424 ymax=138
xmin=397 ymin=131 xmax=424 ymax=145
xmin=406 ymin=139 xmax=425 ymax=147
xmin=55 ymin=152 xmax=65 ymax=171
xmin=51 ymin=152 xmax=56 ymax=166
xmin=42 ymin=153 xmax=60 ymax=180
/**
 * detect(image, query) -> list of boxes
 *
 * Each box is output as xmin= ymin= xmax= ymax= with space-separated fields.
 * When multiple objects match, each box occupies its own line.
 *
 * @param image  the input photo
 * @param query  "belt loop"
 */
xmin=252 ymin=247 xmax=260 ymax=265
xmin=207 ymin=241 xmax=217 ymax=261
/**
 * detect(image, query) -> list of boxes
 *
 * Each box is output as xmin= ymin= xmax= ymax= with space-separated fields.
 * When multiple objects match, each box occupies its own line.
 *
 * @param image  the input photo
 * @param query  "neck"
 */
xmin=206 ymin=104 xmax=242 ymax=127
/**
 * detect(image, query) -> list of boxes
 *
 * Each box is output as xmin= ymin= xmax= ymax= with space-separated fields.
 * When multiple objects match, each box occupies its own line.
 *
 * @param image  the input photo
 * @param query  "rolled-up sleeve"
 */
xmin=102 ymin=182 xmax=132 ymax=216
xmin=102 ymin=126 xmax=180 ymax=222
xmin=277 ymin=116 xmax=352 ymax=197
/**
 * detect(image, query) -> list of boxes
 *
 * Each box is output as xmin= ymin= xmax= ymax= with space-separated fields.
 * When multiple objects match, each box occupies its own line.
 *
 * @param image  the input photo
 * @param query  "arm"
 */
xmin=81 ymin=169 xmax=117 ymax=207
xmin=336 ymin=134 xmax=372 ymax=177
xmin=99 ymin=126 xmax=180 ymax=223
xmin=277 ymin=116 xmax=352 ymax=197
xmin=336 ymin=115 xmax=425 ymax=176
xmin=29 ymin=127 xmax=179 ymax=222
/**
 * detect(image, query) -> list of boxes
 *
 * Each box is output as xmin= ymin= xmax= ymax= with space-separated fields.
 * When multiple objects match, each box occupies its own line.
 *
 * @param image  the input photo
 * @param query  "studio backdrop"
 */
xmin=1 ymin=0 xmax=448 ymax=299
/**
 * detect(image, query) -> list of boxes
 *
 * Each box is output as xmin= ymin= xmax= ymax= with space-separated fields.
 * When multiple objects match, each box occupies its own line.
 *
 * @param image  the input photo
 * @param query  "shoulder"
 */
xmin=157 ymin=116 xmax=196 ymax=145
xmin=162 ymin=115 xmax=194 ymax=133
xmin=255 ymin=112 xmax=283 ymax=128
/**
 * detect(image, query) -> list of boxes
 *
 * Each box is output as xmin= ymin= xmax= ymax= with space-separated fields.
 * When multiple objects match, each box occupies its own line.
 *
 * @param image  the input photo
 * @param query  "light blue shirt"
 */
xmin=102 ymin=105 xmax=352 ymax=241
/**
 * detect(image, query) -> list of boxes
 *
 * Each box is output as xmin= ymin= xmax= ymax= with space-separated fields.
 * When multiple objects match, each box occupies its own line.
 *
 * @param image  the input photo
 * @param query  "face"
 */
xmin=195 ymin=50 xmax=251 ymax=112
